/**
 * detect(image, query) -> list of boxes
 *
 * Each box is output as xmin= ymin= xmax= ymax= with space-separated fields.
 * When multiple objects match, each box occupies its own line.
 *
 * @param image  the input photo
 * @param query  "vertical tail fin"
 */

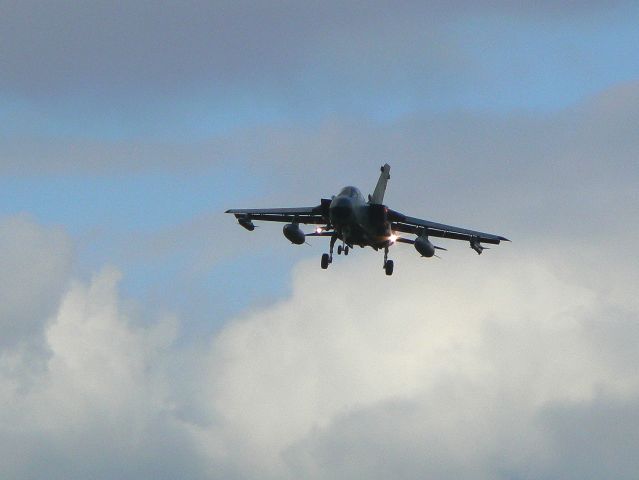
xmin=369 ymin=164 xmax=391 ymax=204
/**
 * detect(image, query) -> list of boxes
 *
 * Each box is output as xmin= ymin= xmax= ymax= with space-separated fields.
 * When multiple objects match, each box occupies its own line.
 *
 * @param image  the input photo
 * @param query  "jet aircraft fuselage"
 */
xmin=329 ymin=186 xmax=392 ymax=249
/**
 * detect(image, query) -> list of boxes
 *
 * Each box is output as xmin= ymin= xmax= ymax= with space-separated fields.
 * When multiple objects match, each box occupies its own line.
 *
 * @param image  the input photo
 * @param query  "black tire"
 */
xmin=384 ymin=260 xmax=394 ymax=276
xmin=321 ymin=253 xmax=330 ymax=269
xmin=344 ymin=246 xmax=349 ymax=255
xmin=337 ymin=245 xmax=343 ymax=255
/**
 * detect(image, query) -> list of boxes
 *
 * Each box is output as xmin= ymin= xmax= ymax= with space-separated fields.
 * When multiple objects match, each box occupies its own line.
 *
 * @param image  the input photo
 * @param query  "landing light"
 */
xmin=316 ymin=227 xmax=323 ymax=234
xmin=389 ymin=233 xmax=398 ymax=243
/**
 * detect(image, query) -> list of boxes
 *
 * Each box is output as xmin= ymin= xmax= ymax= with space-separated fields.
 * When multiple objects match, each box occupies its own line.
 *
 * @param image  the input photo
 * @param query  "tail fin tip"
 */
xmin=370 ymin=164 xmax=391 ymax=204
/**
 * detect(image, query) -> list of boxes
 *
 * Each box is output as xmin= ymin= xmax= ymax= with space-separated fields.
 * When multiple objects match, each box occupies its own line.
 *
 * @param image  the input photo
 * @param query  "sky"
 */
xmin=1 ymin=1 xmax=639 ymax=478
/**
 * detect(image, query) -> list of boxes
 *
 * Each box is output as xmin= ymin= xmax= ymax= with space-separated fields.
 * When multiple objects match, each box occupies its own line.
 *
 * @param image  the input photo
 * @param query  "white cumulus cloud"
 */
xmin=0 ymin=201 xmax=638 ymax=480
xmin=194 ymin=249 xmax=639 ymax=479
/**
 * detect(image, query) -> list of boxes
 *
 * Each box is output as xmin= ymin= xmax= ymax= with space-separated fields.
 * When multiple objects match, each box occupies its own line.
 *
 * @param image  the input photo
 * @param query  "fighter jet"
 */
xmin=226 ymin=164 xmax=509 ymax=275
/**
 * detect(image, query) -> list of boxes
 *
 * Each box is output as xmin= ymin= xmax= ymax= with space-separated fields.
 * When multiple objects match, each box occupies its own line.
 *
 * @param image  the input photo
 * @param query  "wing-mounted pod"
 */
xmin=470 ymin=237 xmax=488 ymax=255
xmin=412 ymin=228 xmax=447 ymax=257
xmin=236 ymin=214 xmax=255 ymax=231
xmin=394 ymin=228 xmax=447 ymax=258
xmin=283 ymin=221 xmax=306 ymax=245
xmin=414 ymin=234 xmax=436 ymax=258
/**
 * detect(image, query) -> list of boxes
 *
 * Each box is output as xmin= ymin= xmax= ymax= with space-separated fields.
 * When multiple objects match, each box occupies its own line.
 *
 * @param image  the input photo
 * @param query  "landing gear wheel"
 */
xmin=337 ymin=245 xmax=343 ymax=255
xmin=321 ymin=253 xmax=330 ymax=269
xmin=344 ymin=246 xmax=349 ymax=255
xmin=384 ymin=260 xmax=394 ymax=276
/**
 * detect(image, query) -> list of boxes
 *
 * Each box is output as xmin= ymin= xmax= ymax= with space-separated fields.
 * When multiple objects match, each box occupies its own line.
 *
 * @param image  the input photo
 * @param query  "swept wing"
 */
xmin=225 ymin=203 xmax=328 ymax=225
xmin=389 ymin=209 xmax=509 ymax=245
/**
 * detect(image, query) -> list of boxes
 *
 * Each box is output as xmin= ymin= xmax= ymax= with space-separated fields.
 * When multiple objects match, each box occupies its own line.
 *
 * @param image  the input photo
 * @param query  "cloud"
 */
xmin=3 ymin=77 xmax=639 ymax=233
xmin=0 ymin=264 xmax=209 ymax=479
xmin=0 ymin=1 xmax=460 ymax=98
xmin=1 ymin=0 xmax=629 ymax=117
xmin=196 ymin=250 xmax=639 ymax=479
xmin=0 ymin=1 xmax=554 ymax=95
xmin=0 ymin=215 xmax=72 ymax=360
xmin=0 ymin=208 xmax=638 ymax=479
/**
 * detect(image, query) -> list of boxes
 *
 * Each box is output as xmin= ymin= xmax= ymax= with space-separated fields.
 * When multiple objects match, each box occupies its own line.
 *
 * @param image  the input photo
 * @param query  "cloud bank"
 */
xmin=4 ymin=1 xmax=614 ymax=98
xmin=1 ymin=216 xmax=637 ymax=479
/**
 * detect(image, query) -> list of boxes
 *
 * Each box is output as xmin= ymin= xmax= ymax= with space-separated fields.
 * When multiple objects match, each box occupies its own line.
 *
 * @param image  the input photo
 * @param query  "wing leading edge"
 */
xmin=389 ymin=209 xmax=509 ymax=245
xmin=225 ymin=202 xmax=329 ymax=225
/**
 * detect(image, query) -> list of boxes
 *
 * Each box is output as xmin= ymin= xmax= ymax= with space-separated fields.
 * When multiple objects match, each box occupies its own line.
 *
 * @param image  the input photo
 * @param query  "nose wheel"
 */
xmin=337 ymin=245 xmax=350 ymax=255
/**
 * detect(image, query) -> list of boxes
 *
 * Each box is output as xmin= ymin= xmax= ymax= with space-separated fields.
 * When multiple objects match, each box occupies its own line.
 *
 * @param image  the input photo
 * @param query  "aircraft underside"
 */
xmin=322 ymin=219 xmax=396 ymax=275
xmin=334 ymin=222 xmax=388 ymax=249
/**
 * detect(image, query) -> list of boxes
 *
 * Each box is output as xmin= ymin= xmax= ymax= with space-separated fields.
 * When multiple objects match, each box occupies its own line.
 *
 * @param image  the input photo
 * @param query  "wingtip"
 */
xmin=499 ymin=236 xmax=511 ymax=242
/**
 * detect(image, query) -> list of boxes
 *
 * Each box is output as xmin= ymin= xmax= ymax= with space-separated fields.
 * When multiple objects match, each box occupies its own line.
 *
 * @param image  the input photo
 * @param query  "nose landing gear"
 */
xmin=337 ymin=245 xmax=351 ymax=256
xmin=337 ymin=238 xmax=350 ymax=256
xmin=317 ymin=235 xmax=356 ymax=270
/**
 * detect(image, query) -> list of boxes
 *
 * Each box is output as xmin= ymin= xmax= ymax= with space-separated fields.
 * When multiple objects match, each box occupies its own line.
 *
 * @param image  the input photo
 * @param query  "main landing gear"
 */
xmin=321 ymin=235 xmax=338 ymax=270
xmin=383 ymin=246 xmax=394 ymax=276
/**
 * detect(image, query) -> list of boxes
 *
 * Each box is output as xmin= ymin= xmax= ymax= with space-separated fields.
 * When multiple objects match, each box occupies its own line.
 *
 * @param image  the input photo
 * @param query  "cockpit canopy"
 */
xmin=338 ymin=186 xmax=363 ymax=199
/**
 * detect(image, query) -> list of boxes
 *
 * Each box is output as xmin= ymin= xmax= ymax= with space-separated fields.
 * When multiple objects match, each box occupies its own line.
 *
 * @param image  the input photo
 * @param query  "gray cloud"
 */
xmin=282 ymin=393 xmax=639 ymax=480
xmin=535 ymin=395 xmax=639 ymax=480
xmin=0 ymin=215 xmax=72 ymax=361
xmin=0 ymin=1 xmax=458 ymax=98
xmin=0 ymin=0 xmax=622 ymax=100
xmin=3 ymin=81 xmax=638 ymax=203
